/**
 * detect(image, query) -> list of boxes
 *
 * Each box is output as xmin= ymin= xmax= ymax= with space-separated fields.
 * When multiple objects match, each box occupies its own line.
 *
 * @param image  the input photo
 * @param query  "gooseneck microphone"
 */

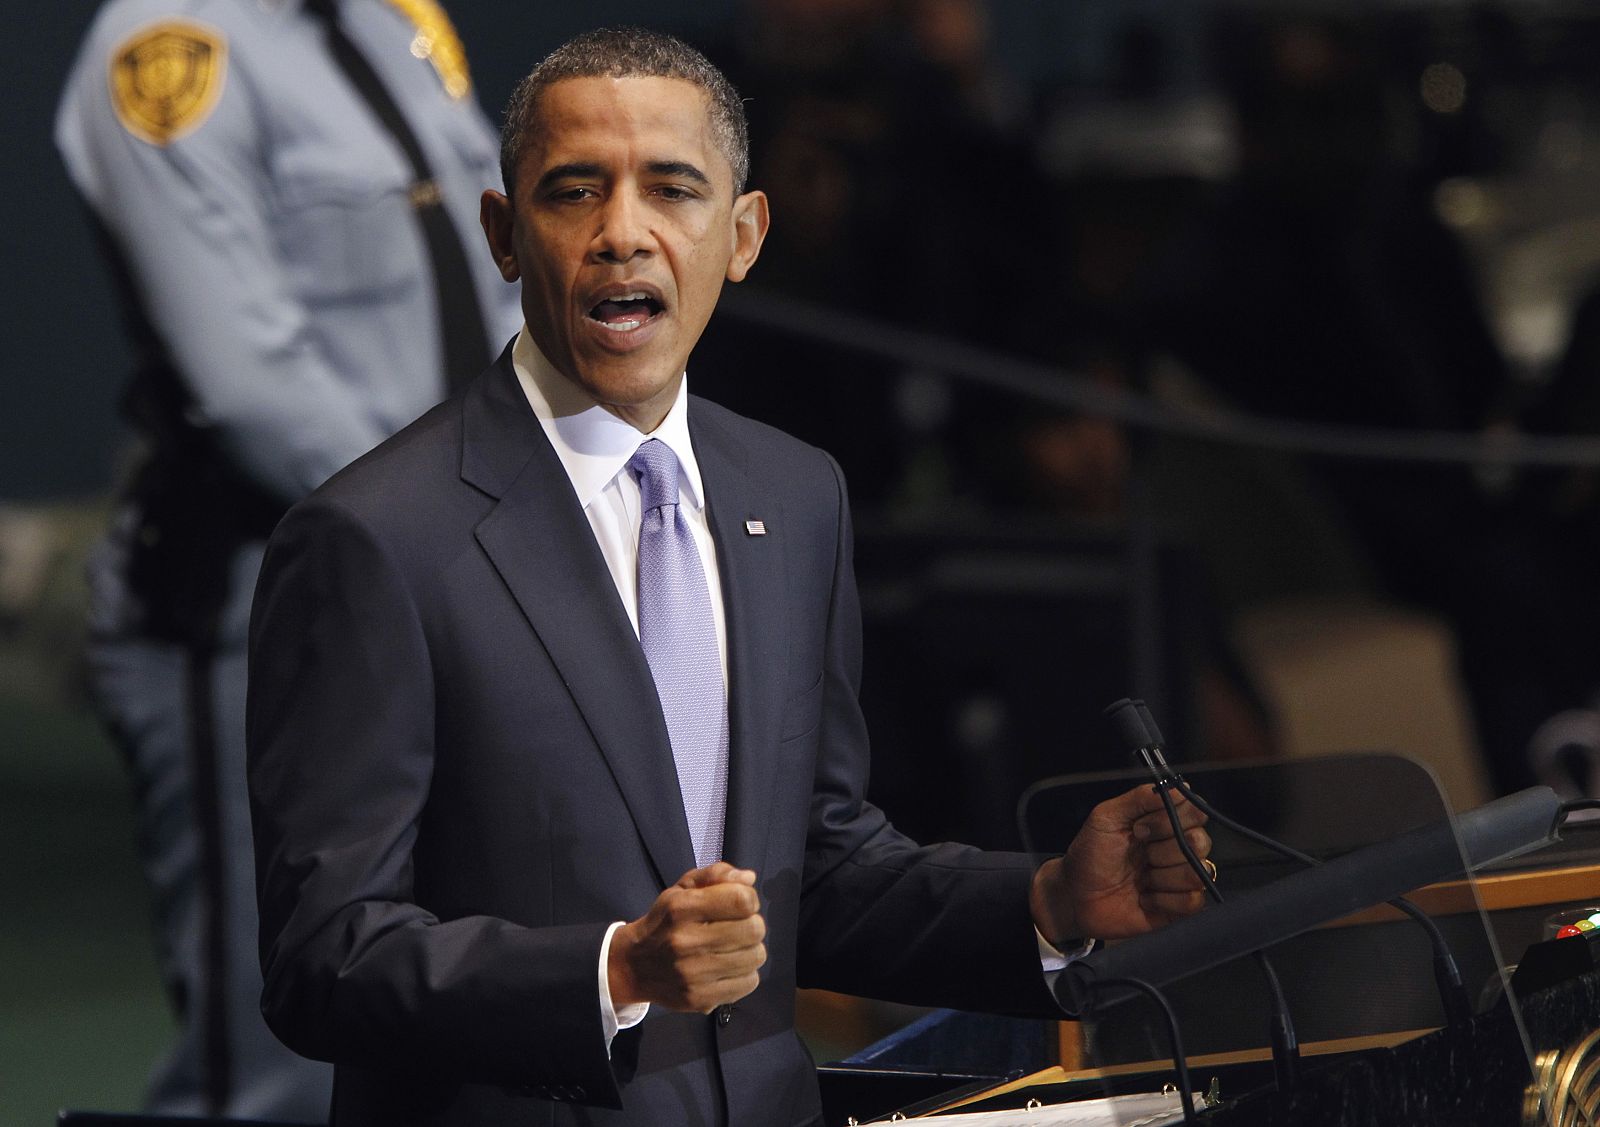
xmin=1058 ymin=706 xmax=1562 ymax=1029
xmin=1092 ymin=976 xmax=1202 ymax=1127
xmin=1099 ymin=700 xmax=1301 ymax=1092
xmin=1056 ymin=782 xmax=1560 ymax=1010
xmin=1123 ymin=699 xmax=1474 ymax=1028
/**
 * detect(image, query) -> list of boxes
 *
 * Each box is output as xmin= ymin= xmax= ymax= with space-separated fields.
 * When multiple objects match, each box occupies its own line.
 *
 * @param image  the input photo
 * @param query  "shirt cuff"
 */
xmin=599 ymin=920 xmax=649 ymax=1053
xmin=1037 ymin=926 xmax=1096 ymax=974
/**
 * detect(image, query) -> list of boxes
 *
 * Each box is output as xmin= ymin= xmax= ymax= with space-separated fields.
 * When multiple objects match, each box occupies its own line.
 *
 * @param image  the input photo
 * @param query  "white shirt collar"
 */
xmin=511 ymin=327 xmax=706 ymax=511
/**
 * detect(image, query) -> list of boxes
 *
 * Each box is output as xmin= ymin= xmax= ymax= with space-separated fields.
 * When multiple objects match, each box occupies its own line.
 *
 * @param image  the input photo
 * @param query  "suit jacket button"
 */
xmin=715 ymin=1004 xmax=733 ymax=1026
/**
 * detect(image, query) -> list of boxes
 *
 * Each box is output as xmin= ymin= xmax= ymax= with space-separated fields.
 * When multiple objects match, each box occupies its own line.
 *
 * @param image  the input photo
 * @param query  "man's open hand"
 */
xmin=1030 ymin=785 xmax=1211 ymax=946
xmin=608 ymin=862 xmax=767 ymax=1012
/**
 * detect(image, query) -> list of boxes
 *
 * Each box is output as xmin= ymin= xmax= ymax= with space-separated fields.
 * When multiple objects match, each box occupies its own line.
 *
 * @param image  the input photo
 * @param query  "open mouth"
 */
xmin=587 ymin=291 xmax=664 ymax=333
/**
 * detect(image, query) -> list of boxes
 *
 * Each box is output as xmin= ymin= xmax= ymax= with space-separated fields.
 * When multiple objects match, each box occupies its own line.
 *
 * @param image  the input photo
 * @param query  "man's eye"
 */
xmin=550 ymin=186 xmax=596 ymax=202
xmin=655 ymin=185 xmax=696 ymax=201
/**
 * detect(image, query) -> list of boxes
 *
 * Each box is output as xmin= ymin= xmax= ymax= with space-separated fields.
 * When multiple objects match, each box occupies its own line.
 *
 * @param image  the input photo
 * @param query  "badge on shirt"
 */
xmin=385 ymin=0 xmax=471 ymax=100
xmin=108 ymin=20 xmax=228 ymax=146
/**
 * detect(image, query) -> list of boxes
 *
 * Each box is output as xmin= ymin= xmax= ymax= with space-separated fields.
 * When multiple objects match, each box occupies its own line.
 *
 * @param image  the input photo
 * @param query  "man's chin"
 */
xmin=572 ymin=367 xmax=683 ymax=429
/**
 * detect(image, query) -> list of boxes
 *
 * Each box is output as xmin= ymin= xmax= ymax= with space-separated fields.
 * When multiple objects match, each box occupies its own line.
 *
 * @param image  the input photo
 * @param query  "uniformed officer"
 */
xmin=55 ymin=0 xmax=522 ymax=1118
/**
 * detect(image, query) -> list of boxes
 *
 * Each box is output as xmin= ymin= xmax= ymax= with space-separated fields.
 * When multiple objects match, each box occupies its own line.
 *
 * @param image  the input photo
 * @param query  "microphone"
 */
xmin=1096 ymin=700 xmax=1301 ymax=1090
xmin=1124 ymin=699 xmax=1475 ymax=1028
xmin=1123 ymin=700 xmax=1559 ymax=869
xmin=1055 ymin=778 xmax=1561 ymax=1016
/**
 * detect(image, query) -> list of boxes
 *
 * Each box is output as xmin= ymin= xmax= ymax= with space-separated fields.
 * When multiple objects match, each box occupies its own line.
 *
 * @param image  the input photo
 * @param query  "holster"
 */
xmin=121 ymin=364 xmax=287 ymax=647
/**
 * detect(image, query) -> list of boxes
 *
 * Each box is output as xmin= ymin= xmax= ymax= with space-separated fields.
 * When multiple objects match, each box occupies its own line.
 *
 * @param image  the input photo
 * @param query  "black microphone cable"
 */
xmin=1103 ymin=699 xmax=1302 ymax=1092
xmin=1122 ymin=699 xmax=1474 ymax=1029
xmin=1076 ymin=976 xmax=1201 ymax=1127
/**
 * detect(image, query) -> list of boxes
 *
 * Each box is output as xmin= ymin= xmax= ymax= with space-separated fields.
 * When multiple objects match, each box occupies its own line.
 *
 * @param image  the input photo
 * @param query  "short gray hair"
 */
xmin=500 ymin=27 xmax=750 ymax=197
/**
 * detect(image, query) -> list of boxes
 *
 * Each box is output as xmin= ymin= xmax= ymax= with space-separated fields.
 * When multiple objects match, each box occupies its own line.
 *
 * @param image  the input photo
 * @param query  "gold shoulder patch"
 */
xmin=386 ymin=0 xmax=472 ymax=100
xmin=108 ymin=20 xmax=228 ymax=146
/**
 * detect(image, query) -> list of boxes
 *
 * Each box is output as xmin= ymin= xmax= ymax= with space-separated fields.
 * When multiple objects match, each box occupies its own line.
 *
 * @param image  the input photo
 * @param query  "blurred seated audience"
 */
xmin=1141 ymin=11 xmax=1600 ymax=794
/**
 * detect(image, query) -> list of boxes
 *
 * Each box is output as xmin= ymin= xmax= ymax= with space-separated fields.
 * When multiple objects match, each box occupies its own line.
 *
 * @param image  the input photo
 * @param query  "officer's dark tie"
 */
xmin=304 ymin=0 xmax=490 ymax=391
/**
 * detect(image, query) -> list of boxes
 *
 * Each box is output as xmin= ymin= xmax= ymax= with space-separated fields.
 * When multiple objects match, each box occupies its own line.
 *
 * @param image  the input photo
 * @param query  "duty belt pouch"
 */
xmin=122 ymin=370 xmax=287 ymax=647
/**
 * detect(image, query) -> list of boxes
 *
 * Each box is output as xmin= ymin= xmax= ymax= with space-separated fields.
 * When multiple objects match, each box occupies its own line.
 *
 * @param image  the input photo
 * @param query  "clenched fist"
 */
xmin=608 ymin=862 xmax=768 ymax=1013
xmin=1031 ymin=784 xmax=1212 ymax=946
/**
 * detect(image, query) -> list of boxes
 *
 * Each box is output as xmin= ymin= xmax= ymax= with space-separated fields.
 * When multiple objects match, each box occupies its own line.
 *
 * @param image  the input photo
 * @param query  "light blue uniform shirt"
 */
xmin=56 ymin=0 xmax=523 ymax=503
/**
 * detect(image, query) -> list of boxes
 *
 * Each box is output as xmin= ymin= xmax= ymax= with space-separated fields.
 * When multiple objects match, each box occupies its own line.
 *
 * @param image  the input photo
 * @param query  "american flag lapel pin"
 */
xmin=744 ymin=519 xmax=767 ymax=536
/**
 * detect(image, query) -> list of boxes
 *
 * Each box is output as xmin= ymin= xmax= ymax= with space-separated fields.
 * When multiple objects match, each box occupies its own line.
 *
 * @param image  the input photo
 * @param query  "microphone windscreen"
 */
xmin=1102 ymin=698 xmax=1152 ymax=754
xmin=1134 ymin=701 xmax=1168 ymax=750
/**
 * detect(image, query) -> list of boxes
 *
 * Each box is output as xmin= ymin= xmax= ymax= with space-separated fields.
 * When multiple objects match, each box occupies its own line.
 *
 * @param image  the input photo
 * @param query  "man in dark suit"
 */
xmin=246 ymin=27 xmax=1211 ymax=1126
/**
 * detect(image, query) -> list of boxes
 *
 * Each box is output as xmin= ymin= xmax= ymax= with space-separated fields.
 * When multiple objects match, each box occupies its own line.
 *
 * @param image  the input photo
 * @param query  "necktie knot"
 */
xmin=629 ymin=438 xmax=681 ymax=514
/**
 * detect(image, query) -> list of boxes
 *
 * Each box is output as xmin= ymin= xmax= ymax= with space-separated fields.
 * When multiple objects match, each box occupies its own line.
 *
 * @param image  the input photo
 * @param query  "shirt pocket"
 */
xmin=272 ymin=163 xmax=419 ymax=304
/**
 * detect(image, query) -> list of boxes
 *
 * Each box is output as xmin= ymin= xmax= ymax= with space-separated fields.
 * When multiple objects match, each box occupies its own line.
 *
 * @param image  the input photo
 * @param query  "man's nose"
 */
xmin=592 ymin=191 xmax=654 ymax=263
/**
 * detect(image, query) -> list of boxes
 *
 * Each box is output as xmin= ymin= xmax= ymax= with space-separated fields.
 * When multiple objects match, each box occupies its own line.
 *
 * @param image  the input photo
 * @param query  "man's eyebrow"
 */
xmin=645 ymin=160 xmax=712 ymax=187
xmin=533 ymin=160 xmax=713 ymax=192
xmin=534 ymin=162 xmax=605 ymax=192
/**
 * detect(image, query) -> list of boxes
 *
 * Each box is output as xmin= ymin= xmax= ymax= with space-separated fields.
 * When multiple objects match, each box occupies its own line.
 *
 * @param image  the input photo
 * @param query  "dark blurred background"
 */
xmin=12 ymin=0 xmax=1600 ymax=1119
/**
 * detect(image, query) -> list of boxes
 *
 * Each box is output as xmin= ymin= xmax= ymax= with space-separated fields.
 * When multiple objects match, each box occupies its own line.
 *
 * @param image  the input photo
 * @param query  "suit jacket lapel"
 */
xmin=691 ymin=403 xmax=789 ymax=875
xmin=462 ymin=353 xmax=696 ymax=888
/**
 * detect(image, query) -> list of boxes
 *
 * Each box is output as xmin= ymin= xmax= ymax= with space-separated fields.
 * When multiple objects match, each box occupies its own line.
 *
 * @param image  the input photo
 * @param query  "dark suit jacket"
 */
xmin=246 ymin=349 xmax=1055 ymax=1126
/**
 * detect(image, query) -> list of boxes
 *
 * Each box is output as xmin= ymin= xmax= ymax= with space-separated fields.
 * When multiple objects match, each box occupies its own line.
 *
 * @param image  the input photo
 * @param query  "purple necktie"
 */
xmin=628 ymin=438 xmax=728 ymax=868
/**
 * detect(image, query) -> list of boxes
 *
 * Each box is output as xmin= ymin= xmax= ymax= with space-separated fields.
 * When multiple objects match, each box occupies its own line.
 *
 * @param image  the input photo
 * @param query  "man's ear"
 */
xmin=479 ymin=189 xmax=521 ymax=282
xmin=725 ymin=190 xmax=769 ymax=284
